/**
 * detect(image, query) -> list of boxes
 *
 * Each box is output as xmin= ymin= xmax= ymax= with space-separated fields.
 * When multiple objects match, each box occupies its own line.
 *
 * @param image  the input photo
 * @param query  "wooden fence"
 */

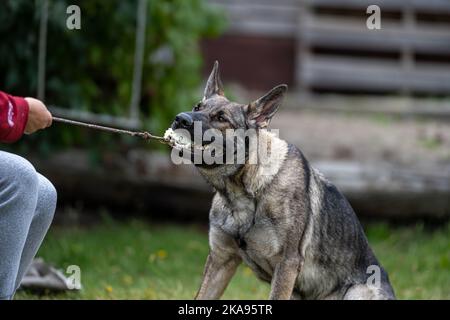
xmin=210 ymin=0 xmax=450 ymax=96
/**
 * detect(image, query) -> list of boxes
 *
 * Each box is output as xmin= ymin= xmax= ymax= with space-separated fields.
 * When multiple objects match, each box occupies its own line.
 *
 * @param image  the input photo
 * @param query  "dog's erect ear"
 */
xmin=203 ymin=61 xmax=224 ymax=100
xmin=246 ymin=84 xmax=287 ymax=128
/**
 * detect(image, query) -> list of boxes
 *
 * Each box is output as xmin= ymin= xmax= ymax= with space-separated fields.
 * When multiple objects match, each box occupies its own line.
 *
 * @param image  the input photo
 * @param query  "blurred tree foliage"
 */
xmin=0 ymin=0 xmax=225 ymax=155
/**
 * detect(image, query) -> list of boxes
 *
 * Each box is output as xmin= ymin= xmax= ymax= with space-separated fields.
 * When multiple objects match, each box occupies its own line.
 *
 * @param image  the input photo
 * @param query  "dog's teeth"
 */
xmin=163 ymin=127 xmax=196 ymax=150
xmin=163 ymin=128 xmax=174 ymax=140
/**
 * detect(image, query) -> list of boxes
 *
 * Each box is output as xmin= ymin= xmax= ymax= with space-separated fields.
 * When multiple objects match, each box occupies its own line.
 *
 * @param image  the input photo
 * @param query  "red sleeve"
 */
xmin=0 ymin=91 xmax=29 ymax=143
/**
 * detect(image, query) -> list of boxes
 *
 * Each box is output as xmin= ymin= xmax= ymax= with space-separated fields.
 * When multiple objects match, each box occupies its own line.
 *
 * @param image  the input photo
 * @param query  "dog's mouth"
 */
xmin=164 ymin=128 xmax=191 ymax=149
xmin=164 ymin=128 xmax=229 ymax=168
xmin=163 ymin=128 xmax=212 ymax=151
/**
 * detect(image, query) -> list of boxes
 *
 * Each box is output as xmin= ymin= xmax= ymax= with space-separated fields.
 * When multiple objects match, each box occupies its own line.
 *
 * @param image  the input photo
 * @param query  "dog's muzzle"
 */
xmin=172 ymin=112 xmax=194 ymax=130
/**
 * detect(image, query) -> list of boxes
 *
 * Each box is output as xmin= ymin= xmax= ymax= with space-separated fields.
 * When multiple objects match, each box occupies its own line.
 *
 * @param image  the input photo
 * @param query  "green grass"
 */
xmin=15 ymin=220 xmax=450 ymax=300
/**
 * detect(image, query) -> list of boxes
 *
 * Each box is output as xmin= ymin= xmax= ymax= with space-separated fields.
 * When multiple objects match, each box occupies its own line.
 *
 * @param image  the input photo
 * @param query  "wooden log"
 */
xmin=31 ymin=150 xmax=450 ymax=221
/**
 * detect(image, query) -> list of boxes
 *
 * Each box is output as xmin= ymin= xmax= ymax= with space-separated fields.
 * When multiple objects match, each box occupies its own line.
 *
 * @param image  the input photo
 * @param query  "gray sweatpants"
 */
xmin=0 ymin=151 xmax=57 ymax=299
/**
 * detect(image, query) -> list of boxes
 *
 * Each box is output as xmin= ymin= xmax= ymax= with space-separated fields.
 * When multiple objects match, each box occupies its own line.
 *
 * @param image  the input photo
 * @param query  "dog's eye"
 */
xmin=216 ymin=112 xmax=227 ymax=122
xmin=193 ymin=103 xmax=202 ymax=112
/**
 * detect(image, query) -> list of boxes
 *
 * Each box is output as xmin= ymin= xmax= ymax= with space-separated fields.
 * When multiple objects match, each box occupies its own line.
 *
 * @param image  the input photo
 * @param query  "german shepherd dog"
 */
xmin=170 ymin=61 xmax=395 ymax=300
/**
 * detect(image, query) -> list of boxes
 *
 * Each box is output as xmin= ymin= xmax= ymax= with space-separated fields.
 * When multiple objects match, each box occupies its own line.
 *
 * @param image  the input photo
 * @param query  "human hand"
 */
xmin=24 ymin=97 xmax=52 ymax=134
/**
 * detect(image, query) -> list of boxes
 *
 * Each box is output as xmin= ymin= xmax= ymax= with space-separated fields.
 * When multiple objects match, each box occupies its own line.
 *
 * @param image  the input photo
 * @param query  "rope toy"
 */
xmin=52 ymin=116 xmax=206 ymax=151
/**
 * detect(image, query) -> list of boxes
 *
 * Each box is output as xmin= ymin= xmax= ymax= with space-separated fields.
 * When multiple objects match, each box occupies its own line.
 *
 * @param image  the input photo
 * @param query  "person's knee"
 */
xmin=36 ymin=174 xmax=57 ymax=221
xmin=1 ymin=153 xmax=39 ymax=196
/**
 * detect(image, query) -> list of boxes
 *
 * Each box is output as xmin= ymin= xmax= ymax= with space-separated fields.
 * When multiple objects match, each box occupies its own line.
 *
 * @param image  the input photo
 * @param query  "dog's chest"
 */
xmin=220 ymin=190 xmax=256 ymax=236
xmin=219 ymin=192 xmax=283 ymax=267
xmin=227 ymin=187 xmax=255 ymax=220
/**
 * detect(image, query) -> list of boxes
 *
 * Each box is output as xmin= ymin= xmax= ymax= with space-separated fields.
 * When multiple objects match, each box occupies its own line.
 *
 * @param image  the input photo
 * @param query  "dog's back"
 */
xmin=287 ymin=144 xmax=395 ymax=299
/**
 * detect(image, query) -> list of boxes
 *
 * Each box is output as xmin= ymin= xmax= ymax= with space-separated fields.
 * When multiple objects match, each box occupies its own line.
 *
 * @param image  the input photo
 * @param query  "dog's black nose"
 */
xmin=174 ymin=112 xmax=193 ymax=129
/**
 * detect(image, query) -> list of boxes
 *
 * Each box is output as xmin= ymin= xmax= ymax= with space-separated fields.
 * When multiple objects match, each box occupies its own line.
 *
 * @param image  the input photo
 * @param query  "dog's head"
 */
xmin=170 ymin=61 xmax=287 ymax=167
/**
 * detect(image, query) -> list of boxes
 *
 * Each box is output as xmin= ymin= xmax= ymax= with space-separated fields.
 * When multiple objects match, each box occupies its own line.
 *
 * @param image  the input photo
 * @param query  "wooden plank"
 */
xmin=301 ymin=56 xmax=450 ymax=94
xmin=312 ymin=0 xmax=450 ymax=14
xmin=312 ymin=0 xmax=402 ymax=10
xmin=302 ymin=56 xmax=403 ymax=92
xmin=221 ymin=3 xmax=299 ymax=24
xmin=225 ymin=20 xmax=297 ymax=37
xmin=210 ymin=0 xmax=300 ymax=7
xmin=210 ymin=1 xmax=299 ymax=36
xmin=284 ymin=94 xmax=450 ymax=119
xmin=304 ymin=16 xmax=450 ymax=54
xmin=315 ymin=161 xmax=450 ymax=194
xmin=211 ymin=0 xmax=450 ymax=16
xmin=408 ymin=64 xmax=450 ymax=93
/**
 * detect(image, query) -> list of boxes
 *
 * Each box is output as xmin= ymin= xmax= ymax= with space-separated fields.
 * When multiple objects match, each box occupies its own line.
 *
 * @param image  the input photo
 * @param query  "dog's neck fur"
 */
xmin=197 ymin=130 xmax=289 ymax=199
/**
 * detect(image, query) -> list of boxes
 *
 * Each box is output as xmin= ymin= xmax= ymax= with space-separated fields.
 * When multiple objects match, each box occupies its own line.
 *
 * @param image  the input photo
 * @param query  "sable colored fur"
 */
xmin=171 ymin=61 xmax=395 ymax=300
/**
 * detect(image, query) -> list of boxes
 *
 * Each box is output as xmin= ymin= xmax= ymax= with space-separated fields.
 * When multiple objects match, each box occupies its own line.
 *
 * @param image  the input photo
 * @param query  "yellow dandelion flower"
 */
xmin=156 ymin=249 xmax=168 ymax=260
xmin=105 ymin=285 xmax=113 ymax=293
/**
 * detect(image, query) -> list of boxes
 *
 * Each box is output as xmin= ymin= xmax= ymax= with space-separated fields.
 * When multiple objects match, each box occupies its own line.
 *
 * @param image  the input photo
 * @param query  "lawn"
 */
xmin=15 ymin=219 xmax=450 ymax=300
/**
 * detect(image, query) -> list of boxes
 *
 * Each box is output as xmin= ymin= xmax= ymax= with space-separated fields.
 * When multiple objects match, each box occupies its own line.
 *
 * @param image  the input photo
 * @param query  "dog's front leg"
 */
xmin=269 ymin=213 xmax=304 ymax=300
xmin=195 ymin=252 xmax=241 ymax=300
xmin=269 ymin=255 xmax=302 ymax=300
